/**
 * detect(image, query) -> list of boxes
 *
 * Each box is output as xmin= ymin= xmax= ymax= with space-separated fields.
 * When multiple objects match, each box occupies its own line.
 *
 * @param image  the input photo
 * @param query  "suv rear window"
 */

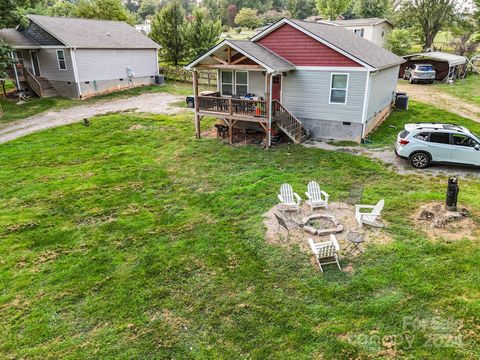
xmin=417 ymin=65 xmax=434 ymax=71
xmin=429 ymin=132 xmax=450 ymax=144
xmin=414 ymin=132 xmax=429 ymax=141
xmin=400 ymin=130 xmax=410 ymax=138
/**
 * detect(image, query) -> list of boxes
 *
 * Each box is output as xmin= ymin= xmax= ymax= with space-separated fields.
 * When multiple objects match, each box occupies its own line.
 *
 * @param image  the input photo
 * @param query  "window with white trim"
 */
xmin=15 ymin=50 xmax=24 ymax=64
xmin=56 ymin=50 xmax=66 ymax=70
xmin=354 ymin=28 xmax=364 ymax=37
xmin=330 ymin=74 xmax=348 ymax=104
xmin=221 ymin=70 xmax=233 ymax=96
xmin=235 ymin=71 xmax=248 ymax=96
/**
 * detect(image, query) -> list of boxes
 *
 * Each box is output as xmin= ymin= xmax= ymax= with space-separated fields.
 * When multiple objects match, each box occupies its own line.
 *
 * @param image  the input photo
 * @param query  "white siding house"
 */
xmin=1 ymin=15 xmax=160 ymax=99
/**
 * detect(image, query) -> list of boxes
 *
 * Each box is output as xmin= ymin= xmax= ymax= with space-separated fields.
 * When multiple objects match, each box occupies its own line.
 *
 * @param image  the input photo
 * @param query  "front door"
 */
xmin=272 ymin=75 xmax=281 ymax=101
xmin=30 ymin=51 xmax=40 ymax=76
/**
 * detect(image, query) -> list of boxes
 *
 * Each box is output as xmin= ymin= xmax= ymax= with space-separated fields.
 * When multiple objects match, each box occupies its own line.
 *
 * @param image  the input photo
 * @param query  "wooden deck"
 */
xmin=197 ymin=95 xmax=268 ymax=123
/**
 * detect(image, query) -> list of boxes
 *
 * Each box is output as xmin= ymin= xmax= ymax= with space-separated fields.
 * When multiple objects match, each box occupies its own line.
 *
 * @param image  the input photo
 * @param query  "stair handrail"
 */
xmin=272 ymin=99 xmax=303 ymax=143
xmin=22 ymin=67 xmax=42 ymax=97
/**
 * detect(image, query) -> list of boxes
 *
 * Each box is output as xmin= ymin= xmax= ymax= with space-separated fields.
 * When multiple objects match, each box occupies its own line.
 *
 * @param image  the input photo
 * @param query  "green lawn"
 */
xmin=435 ymin=74 xmax=480 ymax=108
xmin=0 ymin=81 xmax=204 ymax=125
xmin=366 ymin=100 xmax=480 ymax=147
xmin=0 ymin=101 xmax=478 ymax=359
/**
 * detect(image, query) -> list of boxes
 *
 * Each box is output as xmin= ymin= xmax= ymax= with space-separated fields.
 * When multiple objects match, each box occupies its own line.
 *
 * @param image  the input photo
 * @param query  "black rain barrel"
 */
xmin=395 ymin=94 xmax=409 ymax=110
xmin=155 ymin=75 xmax=165 ymax=85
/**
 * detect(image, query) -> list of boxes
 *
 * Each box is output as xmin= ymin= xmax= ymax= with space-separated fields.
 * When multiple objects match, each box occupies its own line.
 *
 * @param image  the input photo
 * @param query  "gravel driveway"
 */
xmin=397 ymin=82 xmax=480 ymax=123
xmin=0 ymin=92 xmax=184 ymax=144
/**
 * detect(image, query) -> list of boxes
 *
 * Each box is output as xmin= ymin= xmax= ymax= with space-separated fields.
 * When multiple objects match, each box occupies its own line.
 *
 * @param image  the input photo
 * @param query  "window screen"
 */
xmin=330 ymin=74 xmax=348 ymax=104
xmin=221 ymin=71 xmax=233 ymax=96
xmin=56 ymin=50 xmax=66 ymax=70
xmin=235 ymin=71 xmax=248 ymax=96
xmin=429 ymin=132 xmax=450 ymax=144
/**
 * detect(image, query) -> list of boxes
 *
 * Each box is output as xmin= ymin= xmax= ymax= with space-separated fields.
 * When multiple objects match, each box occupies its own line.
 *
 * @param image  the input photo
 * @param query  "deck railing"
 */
xmin=272 ymin=99 xmax=304 ymax=143
xmin=22 ymin=67 xmax=42 ymax=97
xmin=198 ymin=95 xmax=267 ymax=118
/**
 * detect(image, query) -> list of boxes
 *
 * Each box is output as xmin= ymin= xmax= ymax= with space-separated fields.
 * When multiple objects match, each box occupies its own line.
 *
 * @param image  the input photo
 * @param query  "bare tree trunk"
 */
xmin=1 ymin=81 xmax=6 ymax=98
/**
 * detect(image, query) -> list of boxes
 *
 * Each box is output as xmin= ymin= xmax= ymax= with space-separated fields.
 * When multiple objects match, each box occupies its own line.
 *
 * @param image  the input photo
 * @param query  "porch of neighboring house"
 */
xmin=1 ymin=29 xmax=57 ymax=98
xmin=188 ymin=40 xmax=308 ymax=147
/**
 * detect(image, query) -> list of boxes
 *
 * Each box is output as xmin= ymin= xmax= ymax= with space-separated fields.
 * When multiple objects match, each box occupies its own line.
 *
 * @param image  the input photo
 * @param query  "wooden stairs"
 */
xmin=272 ymin=100 xmax=309 ymax=143
xmin=22 ymin=68 xmax=58 ymax=98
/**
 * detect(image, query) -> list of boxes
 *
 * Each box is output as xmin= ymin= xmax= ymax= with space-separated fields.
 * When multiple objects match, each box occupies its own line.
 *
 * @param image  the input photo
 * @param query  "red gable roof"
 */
xmin=256 ymin=23 xmax=363 ymax=67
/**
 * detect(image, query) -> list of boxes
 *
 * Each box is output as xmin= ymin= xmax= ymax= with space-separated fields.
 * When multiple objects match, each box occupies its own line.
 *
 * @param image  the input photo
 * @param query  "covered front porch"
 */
xmin=187 ymin=39 xmax=304 ymax=147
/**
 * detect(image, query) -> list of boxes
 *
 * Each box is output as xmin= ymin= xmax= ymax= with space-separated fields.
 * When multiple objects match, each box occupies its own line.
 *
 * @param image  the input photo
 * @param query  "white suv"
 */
xmin=395 ymin=123 xmax=480 ymax=168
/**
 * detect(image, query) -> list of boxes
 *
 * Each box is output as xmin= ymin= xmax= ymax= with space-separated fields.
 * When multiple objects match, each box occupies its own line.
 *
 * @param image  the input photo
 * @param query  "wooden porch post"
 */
xmin=265 ymin=73 xmax=272 ymax=148
xmin=193 ymin=70 xmax=201 ymax=139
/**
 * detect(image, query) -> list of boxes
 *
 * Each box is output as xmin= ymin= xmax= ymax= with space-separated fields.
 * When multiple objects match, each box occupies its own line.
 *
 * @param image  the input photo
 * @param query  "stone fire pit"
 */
xmin=302 ymin=214 xmax=344 ymax=236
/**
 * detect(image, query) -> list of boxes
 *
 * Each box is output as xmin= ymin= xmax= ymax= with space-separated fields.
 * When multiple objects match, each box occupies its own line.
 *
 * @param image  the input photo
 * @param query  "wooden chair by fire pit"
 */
xmin=305 ymin=180 xmax=329 ymax=211
xmin=308 ymin=235 xmax=342 ymax=273
xmin=277 ymin=183 xmax=301 ymax=213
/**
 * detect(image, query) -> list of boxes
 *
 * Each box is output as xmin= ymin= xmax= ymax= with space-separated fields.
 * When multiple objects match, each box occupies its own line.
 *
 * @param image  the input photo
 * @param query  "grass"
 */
xmin=434 ymin=74 xmax=480 ymax=108
xmin=0 ymin=101 xmax=479 ymax=359
xmin=0 ymin=81 xmax=210 ymax=125
xmin=366 ymin=100 xmax=480 ymax=147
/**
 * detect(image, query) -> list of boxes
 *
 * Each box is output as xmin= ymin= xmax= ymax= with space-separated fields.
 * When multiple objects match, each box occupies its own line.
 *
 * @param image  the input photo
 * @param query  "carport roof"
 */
xmin=403 ymin=52 xmax=467 ymax=67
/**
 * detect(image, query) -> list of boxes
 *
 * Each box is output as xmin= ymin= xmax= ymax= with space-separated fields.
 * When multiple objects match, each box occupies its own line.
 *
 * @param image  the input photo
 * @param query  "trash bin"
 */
xmin=395 ymin=94 xmax=409 ymax=110
xmin=155 ymin=75 xmax=165 ymax=85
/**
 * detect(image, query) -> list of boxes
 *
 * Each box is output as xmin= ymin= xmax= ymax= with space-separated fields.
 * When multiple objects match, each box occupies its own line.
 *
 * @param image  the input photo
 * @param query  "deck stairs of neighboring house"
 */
xmin=272 ymin=100 xmax=309 ymax=143
xmin=21 ymin=68 xmax=58 ymax=98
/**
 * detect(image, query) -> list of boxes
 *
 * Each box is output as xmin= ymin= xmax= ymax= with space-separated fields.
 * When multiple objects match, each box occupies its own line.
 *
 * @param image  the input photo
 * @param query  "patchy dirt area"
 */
xmin=305 ymin=140 xmax=480 ymax=179
xmin=264 ymin=202 xmax=393 ymax=262
xmin=0 ymin=92 xmax=184 ymax=144
xmin=397 ymin=82 xmax=480 ymax=123
xmin=414 ymin=202 xmax=479 ymax=242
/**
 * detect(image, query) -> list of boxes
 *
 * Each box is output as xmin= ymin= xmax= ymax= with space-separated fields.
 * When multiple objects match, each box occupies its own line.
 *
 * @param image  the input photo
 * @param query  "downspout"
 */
xmin=10 ymin=51 xmax=20 ymax=90
xmin=361 ymin=70 xmax=373 ymax=140
xmin=70 ymin=48 xmax=82 ymax=99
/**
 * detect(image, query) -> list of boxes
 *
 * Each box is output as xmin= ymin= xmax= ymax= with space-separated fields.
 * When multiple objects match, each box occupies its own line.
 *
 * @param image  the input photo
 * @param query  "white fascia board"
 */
xmin=296 ymin=66 xmax=369 ymax=72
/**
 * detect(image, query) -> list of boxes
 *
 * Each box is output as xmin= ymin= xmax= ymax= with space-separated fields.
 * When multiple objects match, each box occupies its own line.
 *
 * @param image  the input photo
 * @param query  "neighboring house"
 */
xmin=319 ymin=18 xmax=394 ymax=48
xmin=0 ymin=15 xmax=160 ymax=99
xmin=135 ymin=20 xmax=152 ymax=35
xmin=186 ymin=18 xmax=404 ymax=144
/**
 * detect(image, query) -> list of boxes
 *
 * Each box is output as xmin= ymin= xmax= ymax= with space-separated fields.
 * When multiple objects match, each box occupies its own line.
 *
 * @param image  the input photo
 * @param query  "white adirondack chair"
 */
xmin=305 ymin=181 xmax=329 ymax=211
xmin=308 ymin=235 xmax=342 ymax=272
xmin=277 ymin=183 xmax=301 ymax=213
xmin=355 ymin=199 xmax=385 ymax=228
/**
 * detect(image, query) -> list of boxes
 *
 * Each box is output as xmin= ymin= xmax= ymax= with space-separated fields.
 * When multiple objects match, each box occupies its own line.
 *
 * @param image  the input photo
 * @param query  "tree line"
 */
xmin=1 ymin=0 xmax=480 ymax=71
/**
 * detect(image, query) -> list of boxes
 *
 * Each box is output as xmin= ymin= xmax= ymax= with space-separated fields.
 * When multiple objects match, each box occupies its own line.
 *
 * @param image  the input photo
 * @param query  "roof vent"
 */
xmin=107 ymin=32 xmax=110 ymax=36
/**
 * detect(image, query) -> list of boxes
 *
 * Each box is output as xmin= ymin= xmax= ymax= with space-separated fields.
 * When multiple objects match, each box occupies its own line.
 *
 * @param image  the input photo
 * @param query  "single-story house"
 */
xmin=400 ymin=52 xmax=468 ymax=81
xmin=0 ymin=15 xmax=160 ymax=98
xmin=186 ymin=18 xmax=405 ymax=145
xmin=318 ymin=18 xmax=394 ymax=48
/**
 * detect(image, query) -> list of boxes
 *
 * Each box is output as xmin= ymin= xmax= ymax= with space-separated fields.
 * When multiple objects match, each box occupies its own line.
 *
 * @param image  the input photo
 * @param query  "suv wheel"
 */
xmin=187 ymin=100 xmax=194 ymax=108
xmin=410 ymin=152 xmax=431 ymax=169
xmin=409 ymin=77 xmax=415 ymax=84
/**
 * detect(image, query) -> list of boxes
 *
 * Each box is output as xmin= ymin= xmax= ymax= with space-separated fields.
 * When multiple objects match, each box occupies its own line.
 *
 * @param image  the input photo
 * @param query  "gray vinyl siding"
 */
xmin=75 ymin=49 xmax=158 ymax=82
xmin=282 ymin=69 xmax=367 ymax=124
xmin=366 ymin=65 xmax=399 ymax=122
xmin=248 ymin=71 xmax=265 ymax=96
xmin=37 ymin=48 xmax=75 ymax=81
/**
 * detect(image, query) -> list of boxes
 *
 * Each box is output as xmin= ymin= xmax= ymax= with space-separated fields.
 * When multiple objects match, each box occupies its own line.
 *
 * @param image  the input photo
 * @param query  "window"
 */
xmin=221 ymin=70 xmax=233 ymax=96
xmin=414 ymin=132 xmax=429 ymax=142
xmin=330 ymin=74 xmax=348 ymax=104
xmin=429 ymin=132 xmax=450 ymax=144
xmin=56 ymin=50 xmax=66 ymax=70
xmin=15 ymin=50 xmax=24 ymax=65
xmin=235 ymin=71 xmax=248 ymax=96
xmin=354 ymin=28 xmax=364 ymax=37
xmin=417 ymin=65 xmax=434 ymax=71
xmin=452 ymin=134 xmax=478 ymax=148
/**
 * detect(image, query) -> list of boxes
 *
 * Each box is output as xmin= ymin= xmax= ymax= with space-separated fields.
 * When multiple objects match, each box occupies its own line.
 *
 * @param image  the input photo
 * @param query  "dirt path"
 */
xmin=0 ymin=92 xmax=185 ymax=144
xmin=397 ymin=82 xmax=480 ymax=122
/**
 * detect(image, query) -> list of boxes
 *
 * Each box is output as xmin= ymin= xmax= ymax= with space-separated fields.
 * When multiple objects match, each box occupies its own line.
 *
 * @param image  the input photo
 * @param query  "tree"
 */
xmin=0 ymin=40 xmax=15 ymax=96
xmin=72 ymin=0 xmax=136 ymax=24
xmin=183 ymin=8 xmax=222 ymax=60
xmin=385 ymin=29 xmax=413 ymax=55
xmin=0 ymin=0 xmax=42 ymax=28
xmin=227 ymin=4 xmax=238 ymax=26
xmin=353 ymin=0 xmax=390 ymax=18
xmin=287 ymin=0 xmax=317 ymax=19
xmin=315 ymin=0 xmax=352 ymax=20
xmin=234 ymin=7 xmax=261 ymax=29
xmin=261 ymin=10 xmax=291 ymax=25
xmin=403 ymin=0 xmax=455 ymax=51
xmin=150 ymin=0 xmax=188 ymax=66
xmin=138 ymin=0 xmax=164 ymax=19
xmin=50 ymin=0 xmax=75 ymax=17
xmin=474 ymin=0 xmax=480 ymax=29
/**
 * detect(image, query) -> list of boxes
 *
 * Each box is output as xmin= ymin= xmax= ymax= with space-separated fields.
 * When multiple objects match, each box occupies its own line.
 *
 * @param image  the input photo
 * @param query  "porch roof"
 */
xmin=186 ymin=39 xmax=295 ymax=73
xmin=0 ymin=29 xmax=40 ymax=49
